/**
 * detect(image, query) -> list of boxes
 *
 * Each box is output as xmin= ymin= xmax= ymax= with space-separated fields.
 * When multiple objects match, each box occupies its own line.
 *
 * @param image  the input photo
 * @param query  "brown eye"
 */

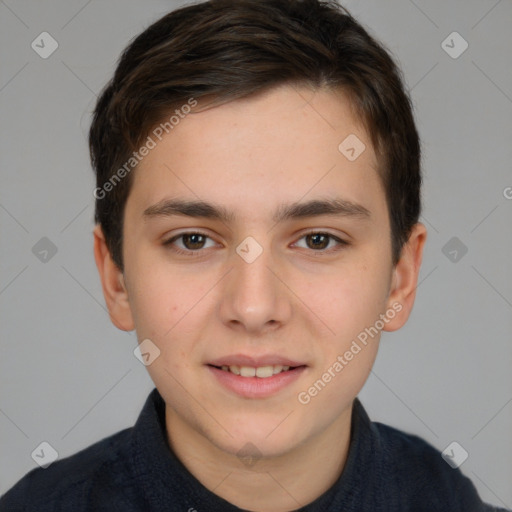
xmin=163 ymin=232 xmax=216 ymax=255
xmin=294 ymin=232 xmax=348 ymax=253
xmin=180 ymin=233 xmax=207 ymax=250
xmin=305 ymin=233 xmax=329 ymax=250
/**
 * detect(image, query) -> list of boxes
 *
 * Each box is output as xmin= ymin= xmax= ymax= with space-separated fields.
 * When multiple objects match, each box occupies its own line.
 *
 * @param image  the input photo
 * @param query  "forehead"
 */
xmin=129 ymin=84 xmax=385 ymax=222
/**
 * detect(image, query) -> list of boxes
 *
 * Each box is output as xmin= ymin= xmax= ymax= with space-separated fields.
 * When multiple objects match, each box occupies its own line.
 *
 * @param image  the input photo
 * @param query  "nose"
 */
xmin=218 ymin=237 xmax=292 ymax=335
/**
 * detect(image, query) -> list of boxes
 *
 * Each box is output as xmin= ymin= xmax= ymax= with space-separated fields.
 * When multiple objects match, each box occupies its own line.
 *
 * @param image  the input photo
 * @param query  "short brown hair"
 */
xmin=89 ymin=0 xmax=422 ymax=270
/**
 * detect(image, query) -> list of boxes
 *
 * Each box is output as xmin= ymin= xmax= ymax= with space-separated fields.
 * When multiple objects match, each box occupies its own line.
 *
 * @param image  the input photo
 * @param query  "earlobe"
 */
xmin=93 ymin=225 xmax=135 ymax=332
xmin=383 ymin=223 xmax=427 ymax=332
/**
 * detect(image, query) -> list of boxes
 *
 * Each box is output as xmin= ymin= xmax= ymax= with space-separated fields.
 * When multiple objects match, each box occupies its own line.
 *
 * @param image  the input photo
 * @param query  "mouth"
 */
xmin=208 ymin=363 xmax=303 ymax=378
xmin=206 ymin=357 xmax=307 ymax=398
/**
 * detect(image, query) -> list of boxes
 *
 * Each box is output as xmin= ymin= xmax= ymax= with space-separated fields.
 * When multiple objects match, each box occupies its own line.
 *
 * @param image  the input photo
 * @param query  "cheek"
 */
xmin=126 ymin=260 xmax=219 ymax=358
xmin=316 ymin=260 xmax=390 ymax=337
xmin=298 ymin=267 xmax=387 ymax=409
xmin=126 ymin=264 xmax=185 ymax=340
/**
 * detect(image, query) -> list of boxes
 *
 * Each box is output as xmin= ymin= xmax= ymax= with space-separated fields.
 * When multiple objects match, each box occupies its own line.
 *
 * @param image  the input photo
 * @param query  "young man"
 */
xmin=1 ymin=0 xmax=508 ymax=510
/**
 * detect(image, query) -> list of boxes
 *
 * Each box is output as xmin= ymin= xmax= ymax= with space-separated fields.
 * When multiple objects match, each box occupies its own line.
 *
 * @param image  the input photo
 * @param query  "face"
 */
xmin=95 ymin=84 xmax=425 ymax=461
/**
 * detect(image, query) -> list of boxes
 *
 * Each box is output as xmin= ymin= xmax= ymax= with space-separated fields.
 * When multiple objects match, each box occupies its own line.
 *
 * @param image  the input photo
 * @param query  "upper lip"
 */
xmin=208 ymin=354 xmax=306 ymax=368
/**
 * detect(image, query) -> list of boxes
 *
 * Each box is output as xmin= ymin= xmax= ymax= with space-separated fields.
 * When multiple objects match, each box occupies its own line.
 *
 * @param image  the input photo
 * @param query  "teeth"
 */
xmin=272 ymin=365 xmax=283 ymax=375
xmin=256 ymin=366 xmax=274 ymax=378
xmin=240 ymin=366 xmax=256 ymax=377
xmin=219 ymin=364 xmax=293 ymax=378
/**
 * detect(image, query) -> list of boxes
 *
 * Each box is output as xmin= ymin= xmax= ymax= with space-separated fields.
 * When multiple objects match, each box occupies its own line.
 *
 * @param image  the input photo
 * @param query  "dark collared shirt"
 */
xmin=0 ymin=388 xmax=507 ymax=511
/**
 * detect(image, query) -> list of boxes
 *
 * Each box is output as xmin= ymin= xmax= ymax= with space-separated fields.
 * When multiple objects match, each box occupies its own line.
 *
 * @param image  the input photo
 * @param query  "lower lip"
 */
xmin=207 ymin=365 xmax=307 ymax=399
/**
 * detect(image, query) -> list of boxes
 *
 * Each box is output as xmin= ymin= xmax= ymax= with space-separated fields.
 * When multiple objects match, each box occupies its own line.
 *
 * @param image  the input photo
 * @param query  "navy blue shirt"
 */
xmin=0 ymin=388 xmax=507 ymax=511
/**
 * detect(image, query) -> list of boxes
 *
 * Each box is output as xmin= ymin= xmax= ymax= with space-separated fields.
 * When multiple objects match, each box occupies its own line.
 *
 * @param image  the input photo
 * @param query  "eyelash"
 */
xmin=162 ymin=231 xmax=349 ymax=257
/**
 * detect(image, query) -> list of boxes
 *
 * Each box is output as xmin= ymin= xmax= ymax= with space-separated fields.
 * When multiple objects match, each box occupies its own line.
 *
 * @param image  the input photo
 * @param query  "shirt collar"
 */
xmin=129 ymin=387 xmax=379 ymax=511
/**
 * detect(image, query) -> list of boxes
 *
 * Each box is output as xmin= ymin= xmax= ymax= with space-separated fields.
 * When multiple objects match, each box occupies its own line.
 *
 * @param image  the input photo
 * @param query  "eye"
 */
xmin=163 ymin=231 xmax=216 ymax=255
xmin=293 ymin=231 xmax=349 ymax=252
xmin=162 ymin=230 xmax=349 ymax=257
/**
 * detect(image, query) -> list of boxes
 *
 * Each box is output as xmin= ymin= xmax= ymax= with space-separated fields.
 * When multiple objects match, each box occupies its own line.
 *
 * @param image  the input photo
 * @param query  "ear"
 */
xmin=383 ymin=223 xmax=427 ymax=332
xmin=93 ymin=224 xmax=135 ymax=331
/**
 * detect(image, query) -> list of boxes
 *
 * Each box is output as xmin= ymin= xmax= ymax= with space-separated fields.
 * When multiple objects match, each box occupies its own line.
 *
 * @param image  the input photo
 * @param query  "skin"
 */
xmin=94 ymin=84 xmax=426 ymax=512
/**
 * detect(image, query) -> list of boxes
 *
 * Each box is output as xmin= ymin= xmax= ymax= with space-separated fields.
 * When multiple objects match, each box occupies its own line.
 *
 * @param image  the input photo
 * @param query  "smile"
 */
xmin=215 ymin=364 xmax=292 ymax=378
xmin=207 ymin=363 xmax=307 ymax=398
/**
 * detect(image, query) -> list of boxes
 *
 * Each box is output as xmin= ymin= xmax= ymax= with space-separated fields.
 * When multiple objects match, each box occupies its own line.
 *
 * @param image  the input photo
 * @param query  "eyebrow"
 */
xmin=143 ymin=197 xmax=371 ymax=224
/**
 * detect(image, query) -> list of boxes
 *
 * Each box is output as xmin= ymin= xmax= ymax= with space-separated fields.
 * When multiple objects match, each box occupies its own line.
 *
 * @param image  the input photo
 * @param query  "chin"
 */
xmin=214 ymin=434 xmax=301 ymax=465
xmin=217 ymin=416 xmax=310 ymax=457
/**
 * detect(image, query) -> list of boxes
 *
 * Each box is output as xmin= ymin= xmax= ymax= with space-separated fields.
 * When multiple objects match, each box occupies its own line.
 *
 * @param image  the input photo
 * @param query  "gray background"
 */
xmin=1 ymin=0 xmax=511 ymax=506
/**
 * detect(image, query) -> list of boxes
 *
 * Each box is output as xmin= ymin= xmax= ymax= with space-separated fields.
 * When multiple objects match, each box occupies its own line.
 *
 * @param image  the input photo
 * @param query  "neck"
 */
xmin=165 ymin=404 xmax=353 ymax=512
